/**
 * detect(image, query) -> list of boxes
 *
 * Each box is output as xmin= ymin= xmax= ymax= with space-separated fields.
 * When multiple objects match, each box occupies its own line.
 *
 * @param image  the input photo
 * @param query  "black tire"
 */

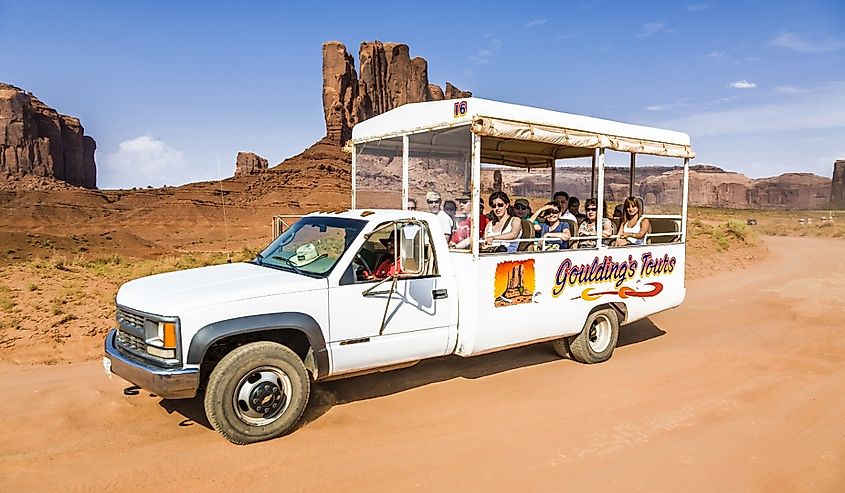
xmin=567 ymin=308 xmax=619 ymax=364
xmin=204 ymin=341 xmax=310 ymax=445
xmin=551 ymin=337 xmax=572 ymax=359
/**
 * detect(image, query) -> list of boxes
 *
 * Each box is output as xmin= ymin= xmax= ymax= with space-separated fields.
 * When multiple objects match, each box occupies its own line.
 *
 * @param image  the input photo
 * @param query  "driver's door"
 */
xmin=327 ymin=221 xmax=454 ymax=375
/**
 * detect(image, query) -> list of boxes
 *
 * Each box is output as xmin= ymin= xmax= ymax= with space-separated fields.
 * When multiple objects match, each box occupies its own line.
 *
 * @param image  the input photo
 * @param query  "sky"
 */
xmin=2 ymin=0 xmax=844 ymax=189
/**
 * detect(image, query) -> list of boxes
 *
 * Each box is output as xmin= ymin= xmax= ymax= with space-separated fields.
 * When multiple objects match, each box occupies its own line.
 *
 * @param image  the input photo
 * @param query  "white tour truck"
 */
xmin=104 ymin=98 xmax=694 ymax=444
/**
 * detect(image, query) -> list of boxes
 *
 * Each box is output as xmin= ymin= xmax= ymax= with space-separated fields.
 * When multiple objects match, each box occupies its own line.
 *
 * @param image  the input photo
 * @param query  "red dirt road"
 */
xmin=1 ymin=236 xmax=843 ymax=492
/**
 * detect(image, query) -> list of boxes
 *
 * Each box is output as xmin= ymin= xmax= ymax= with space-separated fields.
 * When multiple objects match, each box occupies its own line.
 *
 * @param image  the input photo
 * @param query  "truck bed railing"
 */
xmin=272 ymin=215 xmax=305 ymax=239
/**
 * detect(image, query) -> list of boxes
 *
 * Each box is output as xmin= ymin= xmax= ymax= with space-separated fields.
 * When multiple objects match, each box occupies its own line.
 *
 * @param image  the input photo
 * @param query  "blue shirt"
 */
xmin=539 ymin=221 xmax=570 ymax=249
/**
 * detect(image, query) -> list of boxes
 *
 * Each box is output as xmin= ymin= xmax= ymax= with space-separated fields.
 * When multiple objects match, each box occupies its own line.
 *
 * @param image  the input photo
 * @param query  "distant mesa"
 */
xmin=321 ymin=40 xmax=471 ymax=146
xmin=830 ymin=160 xmax=845 ymax=209
xmin=0 ymin=82 xmax=96 ymax=189
xmin=234 ymin=151 xmax=268 ymax=177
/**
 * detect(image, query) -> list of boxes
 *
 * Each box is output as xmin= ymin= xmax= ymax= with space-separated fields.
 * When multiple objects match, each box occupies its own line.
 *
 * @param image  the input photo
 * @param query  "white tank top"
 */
xmin=622 ymin=217 xmax=645 ymax=245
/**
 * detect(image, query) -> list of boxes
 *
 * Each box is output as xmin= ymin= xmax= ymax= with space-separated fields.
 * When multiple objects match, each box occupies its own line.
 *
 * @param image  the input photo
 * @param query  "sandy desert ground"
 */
xmin=0 ymin=235 xmax=843 ymax=492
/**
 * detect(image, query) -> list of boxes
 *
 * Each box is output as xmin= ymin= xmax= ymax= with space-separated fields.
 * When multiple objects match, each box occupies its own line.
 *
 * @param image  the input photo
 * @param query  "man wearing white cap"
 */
xmin=426 ymin=191 xmax=454 ymax=241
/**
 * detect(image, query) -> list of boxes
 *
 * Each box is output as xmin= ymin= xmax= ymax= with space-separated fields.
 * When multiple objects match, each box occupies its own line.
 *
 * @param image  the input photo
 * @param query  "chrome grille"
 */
xmin=116 ymin=329 xmax=148 ymax=358
xmin=117 ymin=308 xmax=146 ymax=331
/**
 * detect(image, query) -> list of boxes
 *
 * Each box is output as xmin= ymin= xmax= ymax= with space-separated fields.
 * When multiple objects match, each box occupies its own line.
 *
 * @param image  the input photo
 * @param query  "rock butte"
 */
xmin=321 ymin=40 xmax=471 ymax=145
xmin=0 ymin=83 xmax=96 ymax=188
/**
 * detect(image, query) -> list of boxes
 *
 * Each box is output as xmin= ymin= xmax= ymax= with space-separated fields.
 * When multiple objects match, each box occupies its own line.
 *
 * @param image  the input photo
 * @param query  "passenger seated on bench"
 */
xmin=529 ymin=202 xmax=571 ymax=250
xmin=449 ymin=192 xmax=488 ymax=249
xmin=615 ymin=196 xmax=650 ymax=246
xmin=553 ymin=191 xmax=578 ymax=224
xmin=482 ymin=191 xmax=522 ymax=253
xmin=568 ymin=196 xmax=586 ymax=223
xmin=576 ymin=198 xmax=613 ymax=248
xmin=513 ymin=198 xmax=532 ymax=220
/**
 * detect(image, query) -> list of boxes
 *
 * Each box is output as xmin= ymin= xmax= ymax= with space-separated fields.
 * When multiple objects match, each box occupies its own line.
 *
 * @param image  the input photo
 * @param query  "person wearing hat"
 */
xmin=513 ymin=198 xmax=532 ymax=220
xmin=372 ymin=229 xmax=402 ymax=279
xmin=426 ymin=190 xmax=454 ymax=240
xmin=449 ymin=191 xmax=488 ymax=249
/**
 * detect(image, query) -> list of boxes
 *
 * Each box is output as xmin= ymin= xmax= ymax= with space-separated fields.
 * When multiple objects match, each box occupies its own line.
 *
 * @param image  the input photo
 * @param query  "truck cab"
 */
xmin=105 ymin=97 xmax=694 ymax=444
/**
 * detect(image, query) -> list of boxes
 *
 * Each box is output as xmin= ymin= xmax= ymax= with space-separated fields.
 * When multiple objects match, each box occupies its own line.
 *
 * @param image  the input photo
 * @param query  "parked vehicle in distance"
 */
xmin=104 ymin=98 xmax=694 ymax=444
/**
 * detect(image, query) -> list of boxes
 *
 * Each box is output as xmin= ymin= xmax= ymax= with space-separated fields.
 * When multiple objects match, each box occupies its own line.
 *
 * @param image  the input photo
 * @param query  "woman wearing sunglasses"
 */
xmin=529 ymin=201 xmax=571 ymax=250
xmin=482 ymin=191 xmax=522 ymax=253
xmin=576 ymin=198 xmax=613 ymax=248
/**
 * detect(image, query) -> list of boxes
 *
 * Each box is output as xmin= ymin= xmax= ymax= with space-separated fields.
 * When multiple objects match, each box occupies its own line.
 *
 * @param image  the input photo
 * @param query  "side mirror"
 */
xmin=398 ymin=222 xmax=426 ymax=276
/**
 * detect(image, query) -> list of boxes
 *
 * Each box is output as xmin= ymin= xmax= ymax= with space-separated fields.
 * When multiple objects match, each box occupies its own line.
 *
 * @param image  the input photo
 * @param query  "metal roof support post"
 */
xmin=597 ymin=148 xmax=607 ymax=250
xmin=551 ymin=157 xmax=556 ymax=199
xmin=402 ymin=134 xmax=409 ymax=210
xmin=471 ymin=132 xmax=482 ymax=259
xmin=681 ymin=157 xmax=690 ymax=242
xmin=629 ymin=153 xmax=637 ymax=198
xmin=591 ymin=150 xmax=598 ymax=197
xmin=351 ymin=143 xmax=357 ymax=209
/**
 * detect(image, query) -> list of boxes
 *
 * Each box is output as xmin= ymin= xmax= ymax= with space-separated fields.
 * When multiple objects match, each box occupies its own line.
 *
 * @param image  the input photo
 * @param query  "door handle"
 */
xmin=432 ymin=289 xmax=448 ymax=299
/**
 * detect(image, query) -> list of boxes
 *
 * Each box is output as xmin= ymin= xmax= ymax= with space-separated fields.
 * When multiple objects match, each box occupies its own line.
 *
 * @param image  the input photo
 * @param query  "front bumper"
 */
xmin=104 ymin=329 xmax=199 ymax=399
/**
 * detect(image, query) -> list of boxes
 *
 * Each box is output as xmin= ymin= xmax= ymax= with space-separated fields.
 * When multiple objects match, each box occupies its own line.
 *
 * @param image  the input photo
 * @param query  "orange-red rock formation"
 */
xmin=0 ymin=83 xmax=96 ymax=188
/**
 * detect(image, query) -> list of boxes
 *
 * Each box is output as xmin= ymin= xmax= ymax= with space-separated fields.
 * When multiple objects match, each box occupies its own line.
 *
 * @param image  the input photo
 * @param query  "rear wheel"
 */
xmin=204 ymin=341 xmax=310 ymax=445
xmin=567 ymin=308 xmax=619 ymax=364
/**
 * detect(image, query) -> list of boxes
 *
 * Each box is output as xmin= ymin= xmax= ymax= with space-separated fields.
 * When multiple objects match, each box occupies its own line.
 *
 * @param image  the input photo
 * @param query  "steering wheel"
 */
xmin=352 ymin=252 xmax=373 ymax=280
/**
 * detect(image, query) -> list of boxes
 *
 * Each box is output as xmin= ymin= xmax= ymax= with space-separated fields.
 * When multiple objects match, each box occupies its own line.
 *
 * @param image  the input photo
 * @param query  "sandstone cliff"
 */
xmin=830 ymin=160 xmax=845 ymax=208
xmin=234 ymin=152 xmax=268 ymax=176
xmin=322 ymin=41 xmax=471 ymax=145
xmin=495 ymin=165 xmax=831 ymax=209
xmin=0 ymin=83 xmax=96 ymax=188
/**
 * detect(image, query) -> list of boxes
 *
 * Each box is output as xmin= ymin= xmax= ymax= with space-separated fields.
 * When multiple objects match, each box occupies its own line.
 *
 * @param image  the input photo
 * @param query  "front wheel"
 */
xmin=566 ymin=308 xmax=619 ymax=364
xmin=204 ymin=341 xmax=310 ymax=444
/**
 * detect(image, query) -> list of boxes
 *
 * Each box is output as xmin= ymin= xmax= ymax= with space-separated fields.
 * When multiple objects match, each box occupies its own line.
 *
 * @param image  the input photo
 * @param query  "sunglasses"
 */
xmin=514 ymin=204 xmax=528 ymax=210
xmin=457 ymin=199 xmax=470 ymax=204
xmin=586 ymin=207 xmax=597 ymax=212
xmin=427 ymin=200 xmax=440 ymax=204
xmin=547 ymin=210 xmax=560 ymax=214
xmin=491 ymin=202 xmax=507 ymax=209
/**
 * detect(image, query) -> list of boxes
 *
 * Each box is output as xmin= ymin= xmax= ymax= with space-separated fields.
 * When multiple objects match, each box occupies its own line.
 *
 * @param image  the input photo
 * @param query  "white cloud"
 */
xmin=102 ymin=136 xmax=187 ymax=188
xmin=524 ymin=19 xmax=547 ymax=28
xmin=469 ymin=34 xmax=503 ymax=64
xmin=637 ymin=21 xmax=673 ymax=38
xmin=773 ymin=85 xmax=809 ymax=95
xmin=706 ymin=50 xmax=726 ymax=59
xmin=653 ymin=81 xmax=845 ymax=137
xmin=650 ymin=83 xmax=845 ymax=178
xmin=646 ymin=96 xmax=736 ymax=112
xmin=686 ymin=3 xmax=711 ymax=12
xmin=729 ymin=80 xmax=757 ymax=89
xmin=771 ymin=32 xmax=845 ymax=53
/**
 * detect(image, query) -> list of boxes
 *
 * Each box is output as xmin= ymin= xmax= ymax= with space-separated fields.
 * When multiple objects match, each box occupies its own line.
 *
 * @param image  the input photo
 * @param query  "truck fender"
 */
xmin=186 ymin=312 xmax=329 ymax=379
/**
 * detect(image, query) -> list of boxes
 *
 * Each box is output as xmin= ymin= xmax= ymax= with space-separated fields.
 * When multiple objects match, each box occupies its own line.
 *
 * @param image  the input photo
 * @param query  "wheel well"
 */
xmin=590 ymin=302 xmax=628 ymax=324
xmin=198 ymin=329 xmax=312 ymax=391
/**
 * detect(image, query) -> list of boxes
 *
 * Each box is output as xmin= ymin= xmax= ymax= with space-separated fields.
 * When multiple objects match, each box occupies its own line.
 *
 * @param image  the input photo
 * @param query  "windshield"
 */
xmin=256 ymin=216 xmax=367 ymax=277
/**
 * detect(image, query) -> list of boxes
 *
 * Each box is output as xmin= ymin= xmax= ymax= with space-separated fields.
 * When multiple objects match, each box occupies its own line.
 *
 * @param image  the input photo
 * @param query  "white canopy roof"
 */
xmin=352 ymin=97 xmax=694 ymax=160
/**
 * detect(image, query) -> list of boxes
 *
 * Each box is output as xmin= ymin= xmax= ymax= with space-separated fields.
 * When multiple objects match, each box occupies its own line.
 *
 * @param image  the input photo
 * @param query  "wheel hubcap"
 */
xmin=233 ymin=367 xmax=293 ymax=426
xmin=588 ymin=315 xmax=612 ymax=353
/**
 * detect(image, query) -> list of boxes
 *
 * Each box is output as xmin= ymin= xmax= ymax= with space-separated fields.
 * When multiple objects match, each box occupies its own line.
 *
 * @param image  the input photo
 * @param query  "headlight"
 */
xmin=156 ymin=321 xmax=178 ymax=349
xmin=146 ymin=321 xmax=178 ymax=359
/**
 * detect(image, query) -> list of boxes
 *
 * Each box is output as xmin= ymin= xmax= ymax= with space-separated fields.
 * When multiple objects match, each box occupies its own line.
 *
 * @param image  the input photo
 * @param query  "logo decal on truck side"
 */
xmin=552 ymin=252 xmax=676 ymax=299
xmin=494 ymin=259 xmax=535 ymax=307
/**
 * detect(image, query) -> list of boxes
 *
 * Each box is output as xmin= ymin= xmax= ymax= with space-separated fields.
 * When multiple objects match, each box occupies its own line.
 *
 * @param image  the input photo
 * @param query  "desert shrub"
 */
xmin=725 ymin=220 xmax=754 ymax=243
xmin=0 ymin=286 xmax=16 ymax=312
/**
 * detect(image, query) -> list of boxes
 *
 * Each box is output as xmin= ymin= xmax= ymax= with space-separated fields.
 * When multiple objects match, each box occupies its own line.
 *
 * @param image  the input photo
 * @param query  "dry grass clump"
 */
xmin=689 ymin=207 xmax=845 ymax=239
xmin=0 ymin=247 xmax=260 ymax=362
xmin=687 ymin=219 xmax=758 ymax=252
